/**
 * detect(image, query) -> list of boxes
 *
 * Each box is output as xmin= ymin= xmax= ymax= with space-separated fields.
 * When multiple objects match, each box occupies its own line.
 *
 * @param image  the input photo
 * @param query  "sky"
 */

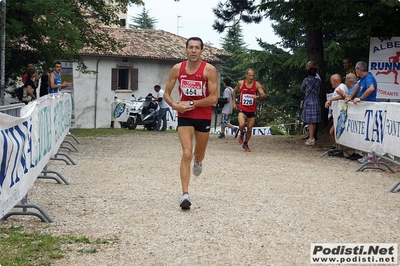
xmin=127 ymin=0 xmax=281 ymax=50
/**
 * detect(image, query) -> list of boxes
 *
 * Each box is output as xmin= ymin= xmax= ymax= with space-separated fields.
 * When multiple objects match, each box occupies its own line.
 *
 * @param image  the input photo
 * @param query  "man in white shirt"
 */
xmin=218 ymin=77 xmax=238 ymax=138
xmin=153 ymin=84 xmax=170 ymax=131
xmin=325 ymin=74 xmax=348 ymax=156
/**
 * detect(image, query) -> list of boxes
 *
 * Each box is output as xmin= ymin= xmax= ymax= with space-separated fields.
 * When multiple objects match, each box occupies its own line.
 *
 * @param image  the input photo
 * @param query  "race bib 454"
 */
xmin=181 ymin=79 xmax=203 ymax=96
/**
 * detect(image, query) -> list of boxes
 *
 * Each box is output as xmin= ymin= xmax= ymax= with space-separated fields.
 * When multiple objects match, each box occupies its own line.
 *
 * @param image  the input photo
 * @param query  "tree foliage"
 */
xmin=3 ymin=0 xmax=143 ymax=79
xmin=212 ymin=0 xmax=400 ymax=130
xmin=219 ymin=22 xmax=247 ymax=85
xmin=129 ymin=7 xmax=157 ymax=29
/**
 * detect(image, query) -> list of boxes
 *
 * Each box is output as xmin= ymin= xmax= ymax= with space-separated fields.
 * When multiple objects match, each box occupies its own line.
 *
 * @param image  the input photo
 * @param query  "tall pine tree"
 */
xmin=220 ymin=22 xmax=247 ymax=87
xmin=129 ymin=7 xmax=157 ymax=29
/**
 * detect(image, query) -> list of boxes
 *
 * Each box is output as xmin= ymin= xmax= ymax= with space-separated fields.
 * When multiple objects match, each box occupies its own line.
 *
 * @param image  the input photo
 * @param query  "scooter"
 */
xmin=126 ymin=93 xmax=158 ymax=130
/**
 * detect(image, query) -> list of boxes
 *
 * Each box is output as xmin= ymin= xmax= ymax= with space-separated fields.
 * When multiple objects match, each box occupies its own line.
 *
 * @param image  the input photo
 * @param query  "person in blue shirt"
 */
xmin=344 ymin=61 xmax=377 ymax=104
xmin=343 ymin=73 xmax=363 ymax=160
xmin=49 ymin=61 xmax=73 ymax=93
xmin=344 ymin=73 xmax=358 ymax=96
xmin=344 ymin=61 xmax=378 ymax=163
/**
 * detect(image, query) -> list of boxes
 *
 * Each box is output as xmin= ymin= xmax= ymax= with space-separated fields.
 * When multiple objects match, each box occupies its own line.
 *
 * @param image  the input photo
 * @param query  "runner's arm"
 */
xmin=232 ymin=81 xmax=241 ymax=109
xmin=163 ymin=63 xmax=194 ymax=114
xmin=256 ymin=82 xmax=267 ymax=99
xmin=189 ymin=63 xmax=218 ymax=107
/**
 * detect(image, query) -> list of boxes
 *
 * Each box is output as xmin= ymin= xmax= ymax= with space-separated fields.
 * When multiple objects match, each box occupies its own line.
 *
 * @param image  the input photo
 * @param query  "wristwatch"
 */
xmin=189 ymin=100 xmax=194 ymax=106
xmin=359 ymin=97 xmax=363 ymax=101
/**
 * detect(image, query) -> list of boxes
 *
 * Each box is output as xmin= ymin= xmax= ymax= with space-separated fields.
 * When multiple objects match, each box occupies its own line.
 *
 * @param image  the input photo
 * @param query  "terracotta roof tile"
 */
xmin=79 ymin=28 xmax=231 ymax=63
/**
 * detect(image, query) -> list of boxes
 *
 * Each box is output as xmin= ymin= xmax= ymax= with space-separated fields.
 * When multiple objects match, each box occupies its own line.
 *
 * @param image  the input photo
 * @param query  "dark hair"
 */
xmin=26 ymin=68 xmax=36 ymax=79
xmin=41 ymin=74 xmax=49 ymax=83
xmin=186 ymin=37 xmax=203 ymax=49
xmin=54 ymin=61 xmax=62 ymax=66
xmin=223 ymin=77 xmax=232 ymax=86
xmin=343 ymin=58 xmax=352 ymax=63
xmin=307 ymin=67 xmax=317 ymax=76
xmin=154 ymin=84 xmax=161 ymax=90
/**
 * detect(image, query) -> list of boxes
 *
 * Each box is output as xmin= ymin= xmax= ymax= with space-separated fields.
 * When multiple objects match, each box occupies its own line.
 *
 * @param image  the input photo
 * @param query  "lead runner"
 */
xmin=163 ymin=37 xmax=218 ymax=210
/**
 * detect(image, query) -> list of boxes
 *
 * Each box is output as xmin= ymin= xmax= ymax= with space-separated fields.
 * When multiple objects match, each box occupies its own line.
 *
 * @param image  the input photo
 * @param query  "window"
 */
xmin=111 ymin=68 xmax=138 ymax=90
xmin=120 ymin=19 xmax=126 ymax=27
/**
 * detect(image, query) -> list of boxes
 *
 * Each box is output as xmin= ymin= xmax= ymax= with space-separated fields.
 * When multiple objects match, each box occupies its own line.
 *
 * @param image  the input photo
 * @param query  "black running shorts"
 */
xmin=238 ymin=110 xmax=256 ymax=118
xmin=177 ymin=117 xmax=211 ymax=132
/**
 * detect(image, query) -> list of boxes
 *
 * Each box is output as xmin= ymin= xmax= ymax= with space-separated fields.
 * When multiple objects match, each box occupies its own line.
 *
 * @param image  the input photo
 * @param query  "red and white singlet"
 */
xmin=238 ymin=80 xmax=257 ymax=112
xmin=178 ymin=60 xmax=211 ymax=119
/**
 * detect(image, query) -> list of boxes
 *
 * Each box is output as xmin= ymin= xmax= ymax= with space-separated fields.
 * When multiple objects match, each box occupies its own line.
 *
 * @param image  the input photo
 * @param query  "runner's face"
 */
xmin=186 ymin=40 xmax=203 ymax=61
xmin=246 ymin=71 xmax=255 ymax=82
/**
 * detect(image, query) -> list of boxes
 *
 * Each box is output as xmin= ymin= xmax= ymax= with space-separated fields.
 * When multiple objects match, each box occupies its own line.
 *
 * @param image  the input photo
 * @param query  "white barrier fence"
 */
xmin=334 ymin=100 xmax=400 ymax=158
xmin=0 ymin=93 xmax=72 ymax=219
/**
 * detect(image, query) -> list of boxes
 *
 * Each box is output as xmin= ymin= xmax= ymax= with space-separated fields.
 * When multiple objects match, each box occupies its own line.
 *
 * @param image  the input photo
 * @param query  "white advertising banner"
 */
xmin=0 ymin=93 xmax=71 ymax=218
xmin=383 ymin=103 xmax=400 ymax=156
xmin=334 ymin=100 xmax=400 ymax=158
xmin=369 ymin=37 xmax=400 ymax=100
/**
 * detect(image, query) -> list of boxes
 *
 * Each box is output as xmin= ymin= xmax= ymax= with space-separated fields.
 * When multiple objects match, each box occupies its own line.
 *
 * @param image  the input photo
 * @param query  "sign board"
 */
xmin=334 ymin=100 xmax=400 ymax=158
xmin=369 ymin=37 xmax=400 ymax=100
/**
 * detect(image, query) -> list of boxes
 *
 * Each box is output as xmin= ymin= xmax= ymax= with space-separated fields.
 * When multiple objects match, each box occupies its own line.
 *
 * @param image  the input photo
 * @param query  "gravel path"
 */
xmin=1 ymin=132 xmax=399 ymax=265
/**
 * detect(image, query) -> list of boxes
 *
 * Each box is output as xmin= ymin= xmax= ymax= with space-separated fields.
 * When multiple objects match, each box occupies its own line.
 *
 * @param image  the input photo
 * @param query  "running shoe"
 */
xmin=238 ymin=134 xmax=244 ymax=144
xmin=180 ymin=193 xmax=191 ymax=210
xmin=242 ymin=143 xmax=251 ymax=152
xmin=192 ymin=158 xmax=202 ymax=176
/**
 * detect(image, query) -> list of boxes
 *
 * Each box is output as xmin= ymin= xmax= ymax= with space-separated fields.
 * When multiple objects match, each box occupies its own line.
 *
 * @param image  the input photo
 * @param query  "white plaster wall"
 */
xmin=73 ymin=56 xmax=221 ymax=128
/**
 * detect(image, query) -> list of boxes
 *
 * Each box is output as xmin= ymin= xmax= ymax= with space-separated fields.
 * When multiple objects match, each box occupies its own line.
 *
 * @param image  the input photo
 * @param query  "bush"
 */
xmin=269 ymin=125 xmax=287 ymax=135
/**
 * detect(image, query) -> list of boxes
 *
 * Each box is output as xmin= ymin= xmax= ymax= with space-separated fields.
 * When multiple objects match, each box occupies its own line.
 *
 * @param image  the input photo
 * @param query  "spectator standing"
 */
xmin=303 ymin=61 xmax=320 ymax=141
xmin=22 ymin=68 xmax=37 ymax=103
xmin=354 ymin=61 xmax=378 ymax=163
xmin=325 ymin=74 xmax=348 ymax=156
xmin=307 ymin=61 xmax=321 ymax=80
xmin=345 ymin=73 xmax=359 ymax=96
xmin=39 ymin=73 xmax=49 ymax=97
xmin=163 ymin=37 xmax=218 ymax=210
xmin=218 ymin=77 xmax=238 ymax=138
xmin=348 ymin=61 xmax=377 ymax=104
xmin=343 ymin=58 xmax=355 ymax=75
xmin=300 ymin=67 xmax=321 ymax=146
xmin=22 ymin=63 xmax=33 ymax=83
xmin=153 ymin=84 xmax=169 ymax=131
xmin=232 ymin=69 xmax=267 ymax=152
xmin=344 ymin=61 xmax=378 ymax=163
xmin=22 ymin=63 xmax=40 ymax=88
xmin=344 ymin=73 xmax=363 ymax=160
xmin=49 ymin=61 xmax=73 ymax=93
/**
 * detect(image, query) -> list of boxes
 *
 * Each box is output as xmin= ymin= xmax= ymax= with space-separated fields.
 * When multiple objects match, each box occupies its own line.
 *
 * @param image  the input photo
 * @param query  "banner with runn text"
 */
xmin=369 ymin=37 xmax=400 ymax=100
